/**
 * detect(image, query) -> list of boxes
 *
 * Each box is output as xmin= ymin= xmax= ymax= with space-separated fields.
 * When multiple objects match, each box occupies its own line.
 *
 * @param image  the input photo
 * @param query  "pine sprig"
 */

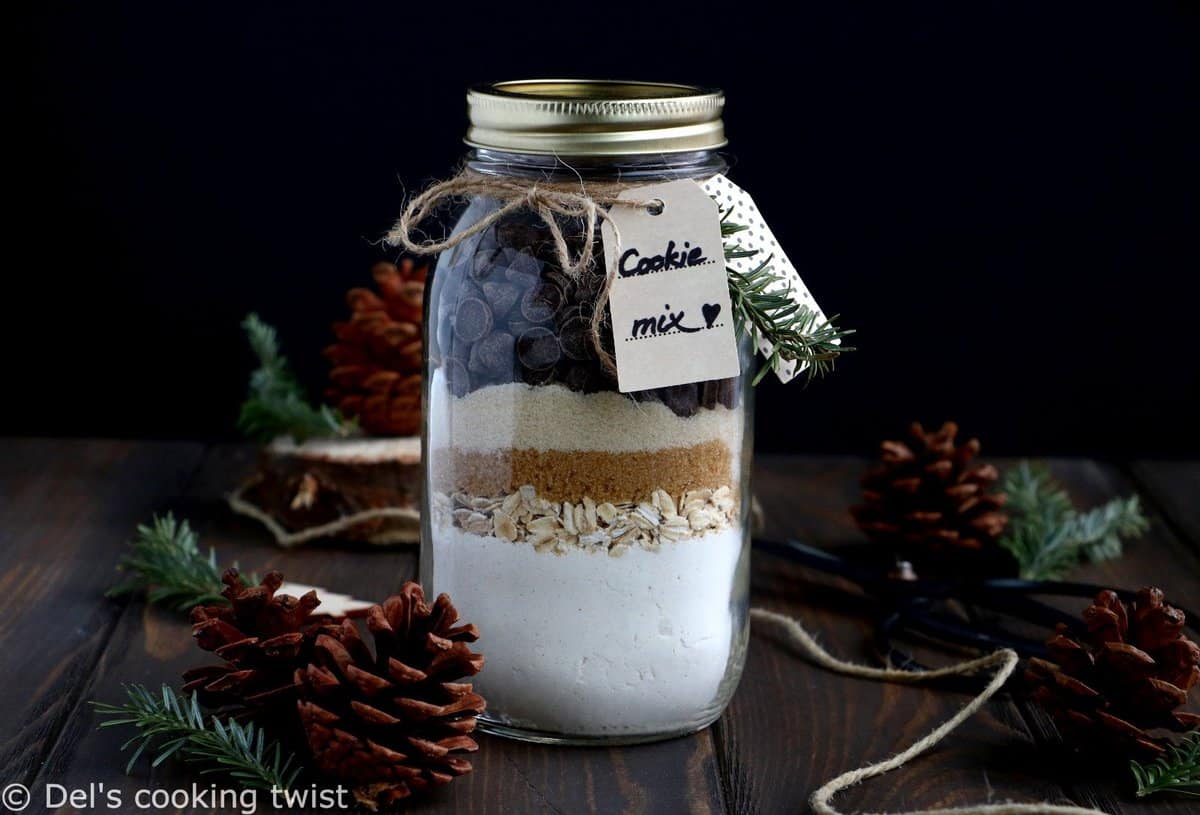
xmin=997 ymin=462 xmax=1149 ymax=580
xmin=106 ymin=513 xmax=253 ymax=613
xmin=238 ymin=313 xmax=353 ymax=443
xmin=92 ymin=684 xmax=302 ymax=791
xmin=1130 ymin=731 xmax=1200 ymax=798
xmin=721 ymin=208 xmax=855 ymax=384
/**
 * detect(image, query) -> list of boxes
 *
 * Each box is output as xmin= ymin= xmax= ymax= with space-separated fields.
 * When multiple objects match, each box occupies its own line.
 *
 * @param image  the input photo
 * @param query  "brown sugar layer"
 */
xmin=430 ymin=439 xmax=736 ymax=504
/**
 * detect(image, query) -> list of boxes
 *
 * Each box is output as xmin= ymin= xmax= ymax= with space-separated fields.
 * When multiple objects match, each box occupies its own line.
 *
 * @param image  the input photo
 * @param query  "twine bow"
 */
xmin=386 ymin=171 xmax=657 ymax=377
xmin=386 ymin=170 xmax=653 ymax=276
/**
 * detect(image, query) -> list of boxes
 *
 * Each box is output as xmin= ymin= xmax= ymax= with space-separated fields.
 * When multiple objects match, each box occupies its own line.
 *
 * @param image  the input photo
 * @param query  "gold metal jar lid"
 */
xmin=465 ymin=80 xmax=726 ymax=156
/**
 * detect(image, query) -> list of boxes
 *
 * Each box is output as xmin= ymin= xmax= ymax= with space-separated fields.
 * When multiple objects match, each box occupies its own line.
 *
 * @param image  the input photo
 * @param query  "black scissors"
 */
xmin=753 ymin=537 xmax=1200 ymax=678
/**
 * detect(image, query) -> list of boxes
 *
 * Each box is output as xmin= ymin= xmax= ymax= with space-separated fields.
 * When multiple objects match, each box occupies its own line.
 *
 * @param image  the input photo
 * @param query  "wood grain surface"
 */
xmin=0 ymin=440 xmax=205 ymax=789
xmin=1 ymin=441 xmax=1197 ymax=814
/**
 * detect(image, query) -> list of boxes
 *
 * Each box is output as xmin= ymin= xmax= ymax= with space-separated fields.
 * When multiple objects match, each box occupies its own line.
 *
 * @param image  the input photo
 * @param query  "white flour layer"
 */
xmin=427 ymin=371 xmax=742 ymax=454
xmin=431 ymin=524 xmax=744 ymax=736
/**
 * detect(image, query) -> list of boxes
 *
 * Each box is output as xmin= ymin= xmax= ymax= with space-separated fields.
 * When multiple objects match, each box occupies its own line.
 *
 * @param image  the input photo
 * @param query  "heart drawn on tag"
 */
xmin=702 ymin=303 xmax=721 ymax=329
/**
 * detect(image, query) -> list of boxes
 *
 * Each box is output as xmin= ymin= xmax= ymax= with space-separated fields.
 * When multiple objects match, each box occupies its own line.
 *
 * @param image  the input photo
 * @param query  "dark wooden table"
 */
xmin=2 ymin=440 xmax=1197 ymax=814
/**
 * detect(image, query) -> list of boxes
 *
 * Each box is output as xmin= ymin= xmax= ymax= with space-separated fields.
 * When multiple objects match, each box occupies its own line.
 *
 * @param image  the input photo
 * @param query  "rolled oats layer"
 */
xmin=432 ymin=485 xmax=738 ymax=556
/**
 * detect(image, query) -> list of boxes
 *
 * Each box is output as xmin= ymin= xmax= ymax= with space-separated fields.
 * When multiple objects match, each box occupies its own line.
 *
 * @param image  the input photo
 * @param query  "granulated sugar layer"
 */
xmin=427 ymin=375 xmax=743 ymax=454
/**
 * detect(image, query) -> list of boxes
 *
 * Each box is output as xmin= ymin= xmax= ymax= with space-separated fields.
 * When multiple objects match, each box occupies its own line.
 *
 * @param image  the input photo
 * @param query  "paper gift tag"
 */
xmin=701 ymin=174 xmax=833 ymax=383
xmin=602 ymin=180 xmax=741 ymax=393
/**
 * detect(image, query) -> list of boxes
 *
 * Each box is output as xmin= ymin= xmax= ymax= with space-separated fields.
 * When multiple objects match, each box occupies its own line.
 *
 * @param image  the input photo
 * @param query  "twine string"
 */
xmin=749 ymin=608 xmax=1108 ymax=815
xmin=386 ymin=171 xmax=658 ymax=378
xmin=226 ymin=475 xmax=419 ymax=548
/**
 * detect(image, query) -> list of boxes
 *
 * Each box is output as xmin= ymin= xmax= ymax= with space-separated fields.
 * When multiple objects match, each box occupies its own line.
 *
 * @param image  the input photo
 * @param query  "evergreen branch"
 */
xmin=106 ymin=513 xmax=253 ymax=613
xmin=1130 ymin=732 xmax=1200 ymax=798
xmin=997 ymin=462 xmax=1149 ymax=580
xmin=92 ymin=684 xmax=302 ymax=791
xmin=720 ymin=208 xmax=855 ymax=384
xmin=238 ymin=313 xmax=354 ymax=443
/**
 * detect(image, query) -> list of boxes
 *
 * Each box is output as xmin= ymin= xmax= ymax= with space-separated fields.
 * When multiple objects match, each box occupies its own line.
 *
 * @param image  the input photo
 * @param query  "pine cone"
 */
xmin=295 ymin=583 xmax=486 ymax=810
xmin=850 ymin=421 xmax=1011 ymax=573
xmin=183 ymin=570 xmax=339 ymax=725
xmin=325 ymin=260 xmax=427 ymax=437
xmin=1026 ymin=587 xmax=1200 ymax=757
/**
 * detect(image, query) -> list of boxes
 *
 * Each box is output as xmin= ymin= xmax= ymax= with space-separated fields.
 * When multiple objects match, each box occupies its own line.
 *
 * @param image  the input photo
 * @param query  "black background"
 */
xmin=9 ymin=2 xmax=1198 ymax=456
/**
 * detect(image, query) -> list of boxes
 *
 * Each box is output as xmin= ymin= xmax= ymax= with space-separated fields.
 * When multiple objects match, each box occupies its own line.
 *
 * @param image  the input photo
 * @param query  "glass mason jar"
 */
xmin=420 ymin=80 xmax=753 ymax=744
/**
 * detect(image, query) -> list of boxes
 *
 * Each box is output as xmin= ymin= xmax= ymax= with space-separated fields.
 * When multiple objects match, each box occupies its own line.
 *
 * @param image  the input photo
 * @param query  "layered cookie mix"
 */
xmin=422 ymin=208 xmax=750 ymax=739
